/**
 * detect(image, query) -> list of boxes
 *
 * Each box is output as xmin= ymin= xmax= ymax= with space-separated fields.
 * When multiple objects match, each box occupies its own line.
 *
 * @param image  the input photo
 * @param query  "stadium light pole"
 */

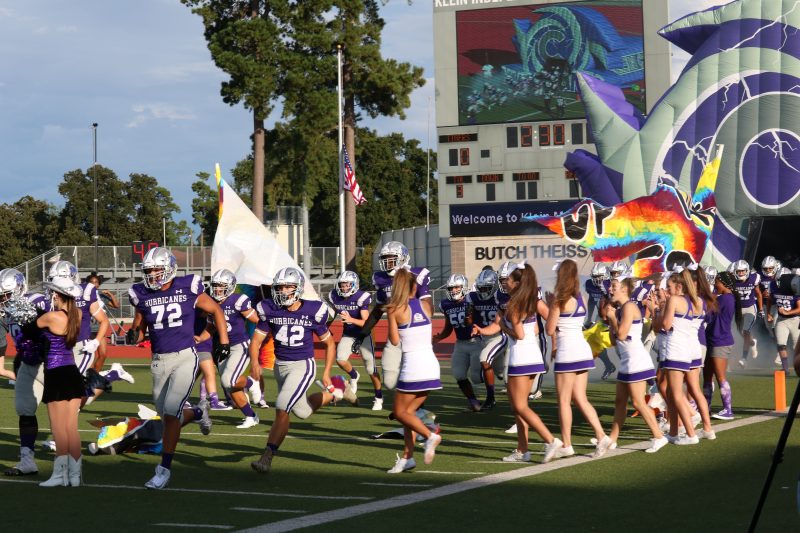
xmin=426 ymin=96 xmax=431 ymax=233
xmin=92 ymin=123 xmax=99 ymax=273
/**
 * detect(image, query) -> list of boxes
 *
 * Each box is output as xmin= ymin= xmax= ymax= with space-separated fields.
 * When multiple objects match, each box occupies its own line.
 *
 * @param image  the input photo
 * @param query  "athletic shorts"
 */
xmin=197 ymin=351 xmax=213 ymax=363
xmin=708 ymin=345 xmax=733 ymax=359
xmin=381 ymin=339 xmax=402 ymax=390
xmin=775 ymin=316 xmax=800 ymax=348
xmin=741 ymin=304 xmax=757 ymax=333
xmin=219 ymin=341 xmax=250 ymax=390
xmin=72 ymin=340 xmax=95 ymax=375
xmin=15 ymin=362 xmax=44 ymax=416
xmin=451 ymin=338 xmax=482 ymax=383
xmin=151 ymin=348 xmax=198 ymax=420
xmin=274 ymin=358 xmax=316 ymax=419
xmin=337 ymin=335 xmax=377 ymax=375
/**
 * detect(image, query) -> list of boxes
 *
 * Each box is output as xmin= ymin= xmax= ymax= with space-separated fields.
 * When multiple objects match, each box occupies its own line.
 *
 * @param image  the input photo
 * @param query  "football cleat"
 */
xmin=144 ymin=465 xmax=171 ymax=489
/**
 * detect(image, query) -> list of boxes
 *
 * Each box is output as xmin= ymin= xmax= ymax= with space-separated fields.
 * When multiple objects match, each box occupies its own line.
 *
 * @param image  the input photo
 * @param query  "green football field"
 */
xmin=1 ymin=359 xmax=799 ymax=532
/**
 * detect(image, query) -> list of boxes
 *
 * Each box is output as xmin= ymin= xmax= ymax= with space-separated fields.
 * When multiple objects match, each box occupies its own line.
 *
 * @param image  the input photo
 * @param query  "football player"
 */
xmin=727 ymin=260 xmax=763 ymax=367
xmin=584 ymin=263 xmax=617 ymax=379
xmin=203 ymin=268 xmax=261 ymax=428
xmin=434 ymin=274 xmax=481 ymax=411
xmin=329 ymin=270 xmax=382 ymax=409
xmin=1 ymin=269 xmax=48 ymax=477
xmin=128 ymin=247 xmax=229 ymax=489
xmin=248 ymin=267 xmax=342 ymax=474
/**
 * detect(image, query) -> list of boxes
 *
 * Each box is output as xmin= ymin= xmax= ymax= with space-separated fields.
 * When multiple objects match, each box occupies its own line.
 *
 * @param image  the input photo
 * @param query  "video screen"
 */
xmin=456 ymin=0 xmax=645 ymax=125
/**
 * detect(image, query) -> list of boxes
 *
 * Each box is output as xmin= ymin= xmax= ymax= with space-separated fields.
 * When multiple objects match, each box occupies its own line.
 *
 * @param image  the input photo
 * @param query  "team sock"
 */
xmin=485 ymin=384 xmax=495 ymax=400
xmin=19 ymin=416 xmax=37 ymax=451
xmin=781 ymin=356 xmax=790 ymax=374
xmin=347 ymin=368 xmax=358 ymax=379
xmin=719 ymin=380 xmax=732 ymax=412
xmin=104 ymin=370 xmax=120 ymax=382
xmin=209 ymin=392 xmax=220 ymax=405
xmin=160 ymin=452 xmax=174 ymax=469
xmin=374 ymin=388 xmax=383 ymax=399
xmin=456 ymin=379 xmax=477 ymax=401
xmin=241 ymin=404 xmax=256 ymax=418
xmin=199 ymin=379 xmax=208 ymax=401
xmin=245 ymin=377 xmax=254 ymax=390
xmin=267 ymin=442 xmax=279 ymax=455
xmin=192 ymin=407 xmax=203 ymax=420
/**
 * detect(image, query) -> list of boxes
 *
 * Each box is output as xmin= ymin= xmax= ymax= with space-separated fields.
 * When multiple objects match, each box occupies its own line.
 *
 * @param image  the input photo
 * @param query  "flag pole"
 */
xmin=337 ymin=45 xmax=346 ymax=272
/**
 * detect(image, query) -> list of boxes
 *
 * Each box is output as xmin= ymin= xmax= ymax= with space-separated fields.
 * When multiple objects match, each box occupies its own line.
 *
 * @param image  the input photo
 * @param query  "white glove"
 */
xmin=83 ymin=339 xmax=100 ymax=355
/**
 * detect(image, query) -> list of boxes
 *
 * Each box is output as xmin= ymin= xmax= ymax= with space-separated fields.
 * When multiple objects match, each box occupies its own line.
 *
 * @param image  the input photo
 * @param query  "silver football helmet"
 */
xmin=272 ymin=267 xmax=305 ymax=307
xmin=142 ymin=247 xmax=177 ymax=290
xmin=761 ymin=256 xmax=779 ymax=278
xmin=378 ymin=241 xmax=410 ymax=275
xmin=609 ymin=261 xmax=630 ymax=279
xmin=703 ymin=265 xmax=718 ymax=286
xmin=210 ymin=268 xmax=237 ymax=302
xmin=446 ymin=274 xmax=468 ymax=301
xmin=336 ymin=270 xmax=359 ymax=298
xmin=475 ymin=269 xmax=498 ymax=300
xmin=777 ymin=267 xmax=792 ymax=278
xmin=591 ymin=263 xmax=609 ymax=287
xmin=727 ymin=260 xmax=750 ymax=282
xmin=43 ymin=276 xmax=82 ymax=300
xmin=47 ymin=260 xmax=79 ymax=283
xmin=0 ymin=268 xmax=27 ymax=307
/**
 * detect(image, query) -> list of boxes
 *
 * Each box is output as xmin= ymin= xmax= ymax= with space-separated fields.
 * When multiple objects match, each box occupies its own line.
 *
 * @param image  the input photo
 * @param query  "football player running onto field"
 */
xmin=249 ymin=267 xmax=339 ymax=474
xmin=128 ymin=248 xmax=229 ymax=489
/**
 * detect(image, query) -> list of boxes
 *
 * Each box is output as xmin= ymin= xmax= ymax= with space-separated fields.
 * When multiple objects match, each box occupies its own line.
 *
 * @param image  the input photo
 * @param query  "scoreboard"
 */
xmin=433 ymin=0 xmax=672 ymax=238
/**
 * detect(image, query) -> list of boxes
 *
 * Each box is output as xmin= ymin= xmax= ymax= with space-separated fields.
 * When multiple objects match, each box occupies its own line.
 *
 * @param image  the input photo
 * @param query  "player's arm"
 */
xmin=90 ymin=300 xmax=110 ymax=371
xmin=241 ymin=306 xmax=259 ymax=324
xmin=127 ymin=309 xmax=144 ymax=344
xmin=248 ymin=328 xmax=267 ymax=382
xmin=317 ymin=330 xmax=335 ymax=389
xmin=755 ymin=285 xmax=764 ymax=317
xmin=475 ymin=312 xmax=502 ymax=336
xmin=433 ymin=320 xmax=453 ymax=343
xmin=358 ymin=303 xmax=385 ymax=336
xmin=341 ymin=308 xmax=369 ymax=328
xmin=420 ymin=297 xmax=434 ymax=317
xmin=585 ymin=296 xmax=597 ymax=326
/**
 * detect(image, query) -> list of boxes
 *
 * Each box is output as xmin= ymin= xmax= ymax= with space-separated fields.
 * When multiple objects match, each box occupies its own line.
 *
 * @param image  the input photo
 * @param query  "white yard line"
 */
xmin=230 ymin=508 xmax=306 ymax=514
xmin=238 ymin=414 xmax=777 ymax=533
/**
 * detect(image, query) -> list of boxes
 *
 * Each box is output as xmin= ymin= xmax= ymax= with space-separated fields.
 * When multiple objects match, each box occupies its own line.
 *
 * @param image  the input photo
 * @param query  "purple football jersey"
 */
xmin=466 ymin=291 xmax=500 ymax=328
xmin=255 ymin=299 xmax=330 ymax=361
xmin=129 ymin=275 xmax=203 ymax=354
xmin=216 ymin=293 xmax=254 ymax=345
xmin=373 ymin=267 xmax=431 ymax=305
xmin=75 ymin=282 xmax=100 ymax=342
xmin=439 ymin=298 xmax=473 ymax=340
xmin=584 ymin=278 xmax=610 ymax=307
xmin=8 ymin=293 xmax=48 ymax=365
xmin=770 ymin=280 xmax=800 ymax=313
xmin=734 ymin=272 xmax=760 ymax=306
xmin=759 ymin=274 xmax=775 ymax=294
xmin=328 ymin=290 xmax=371 ymax=337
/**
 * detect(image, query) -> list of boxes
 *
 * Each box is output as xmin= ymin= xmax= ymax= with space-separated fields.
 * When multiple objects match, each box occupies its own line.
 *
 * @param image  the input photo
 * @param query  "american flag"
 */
xmin=342 ymin=145 xmax=366 ymax=206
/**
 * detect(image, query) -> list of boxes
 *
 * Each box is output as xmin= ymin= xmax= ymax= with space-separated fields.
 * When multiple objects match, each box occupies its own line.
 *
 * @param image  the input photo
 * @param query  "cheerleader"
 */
xmin=605 ymin=276 xmax=667 ymax=453
xmin=385 ymin=268 xmax=442 ymax=473
xmin=654 ymin=269 xmax=712 ymax=444
xmin=686 ymin=267 xmax=716 ymax=435
xmin=704 ymin=271 xmax=743 ymax=420
xmin=476 ymin=263 xmax=562 ymax=463
xmin=37 ymin=277 xmax=85 ymax=487
xmin=545 ymin=260 xmax=611 ymax=456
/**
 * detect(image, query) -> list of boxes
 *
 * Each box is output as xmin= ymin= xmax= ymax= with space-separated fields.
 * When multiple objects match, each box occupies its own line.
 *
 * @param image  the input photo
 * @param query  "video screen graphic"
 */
xmin=456 ymin=0 xmax=644 ymax=125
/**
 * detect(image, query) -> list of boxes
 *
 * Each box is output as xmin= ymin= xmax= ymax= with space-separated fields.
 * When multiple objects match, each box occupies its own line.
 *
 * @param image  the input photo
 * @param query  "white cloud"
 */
xmin=127 ymin=103 xmax=198 ymax=128
xmin=0 ymin=7 xmax=14 ymax=18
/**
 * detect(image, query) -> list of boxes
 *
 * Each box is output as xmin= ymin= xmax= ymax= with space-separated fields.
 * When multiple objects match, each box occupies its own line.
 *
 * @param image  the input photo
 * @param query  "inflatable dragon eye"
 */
xmin=566 ymin=0 xmax=800 ymax=267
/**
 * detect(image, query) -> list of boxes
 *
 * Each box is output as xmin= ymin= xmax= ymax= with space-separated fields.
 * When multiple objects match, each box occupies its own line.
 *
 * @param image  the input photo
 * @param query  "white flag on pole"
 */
xmin=210 ymin=164 xmax=318 ymax=300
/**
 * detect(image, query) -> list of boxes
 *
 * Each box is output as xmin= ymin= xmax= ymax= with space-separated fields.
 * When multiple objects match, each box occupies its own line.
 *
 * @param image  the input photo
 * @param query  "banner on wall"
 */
xmin=450 ymin=200 xmax=578 ymax=237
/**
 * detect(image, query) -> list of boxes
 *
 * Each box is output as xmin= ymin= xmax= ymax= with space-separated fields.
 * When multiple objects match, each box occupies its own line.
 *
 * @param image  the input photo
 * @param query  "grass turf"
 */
xmin=1 ymin=359 xmax=798 ymax=532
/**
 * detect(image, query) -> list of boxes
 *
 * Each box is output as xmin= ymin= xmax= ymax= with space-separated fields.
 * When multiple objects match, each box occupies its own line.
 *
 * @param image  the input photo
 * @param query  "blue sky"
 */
xmin=0 ymin=0 xmax=717 ymax=230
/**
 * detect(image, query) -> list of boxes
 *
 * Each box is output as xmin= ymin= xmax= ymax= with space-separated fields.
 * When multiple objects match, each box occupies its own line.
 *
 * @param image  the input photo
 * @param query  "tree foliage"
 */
xmin=0 ymin=197 xmax=58 ymax=267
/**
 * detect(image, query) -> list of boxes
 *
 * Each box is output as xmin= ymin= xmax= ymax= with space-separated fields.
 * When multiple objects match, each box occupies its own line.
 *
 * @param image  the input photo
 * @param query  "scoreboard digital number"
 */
xmin=439 ymin=133 xmax=478 ymax=143
xmin=477 ymin=173 xmax=503 ymax=183
xmin=445 ymin=175 xmax=473 ymax=184
xmin=131 ymin=240 xmax=159 ymax=264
